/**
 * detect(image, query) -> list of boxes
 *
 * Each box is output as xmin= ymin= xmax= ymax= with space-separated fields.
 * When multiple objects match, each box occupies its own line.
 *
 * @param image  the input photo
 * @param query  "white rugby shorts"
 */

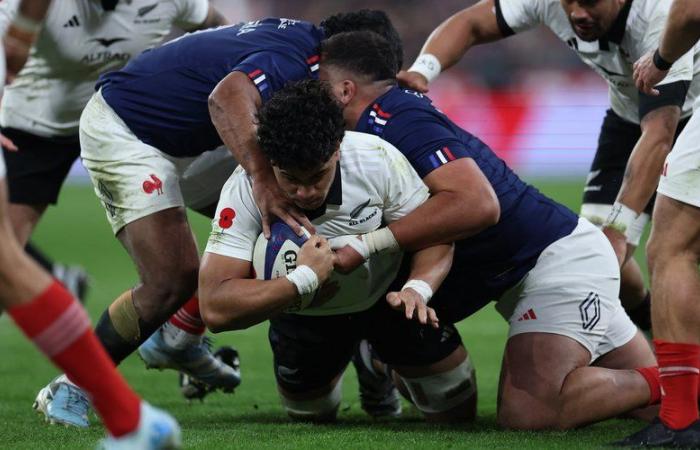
xmin=496 ymin=218 xmax=637 ymax=363
xmin=657 ymin=112 xmax=700 ymax=208
xmin=80 ymin=90 xmax=237 ymax=234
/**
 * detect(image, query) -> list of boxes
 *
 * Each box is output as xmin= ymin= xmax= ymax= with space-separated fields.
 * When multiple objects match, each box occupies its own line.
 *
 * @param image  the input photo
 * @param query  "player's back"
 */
xmin=356 ymin=87 xmax=579 ymax=316
xmin=98 ymin=18 xmax=323 ymax=157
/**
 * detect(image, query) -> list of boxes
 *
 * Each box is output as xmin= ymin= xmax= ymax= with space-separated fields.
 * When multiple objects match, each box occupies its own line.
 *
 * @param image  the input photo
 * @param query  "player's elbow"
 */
xmin=466 ymin=190 xmax=500 ymax=231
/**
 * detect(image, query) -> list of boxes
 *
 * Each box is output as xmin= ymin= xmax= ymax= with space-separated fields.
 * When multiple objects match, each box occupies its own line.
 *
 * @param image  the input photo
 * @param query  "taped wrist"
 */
xmin=603 ymin=202 xmax=639 ymax=239
xmin=653 ymin=48 xmax=673 ymax=71
xmin=407 ymin=53 xmax=442 ymax=83
xmin=402 ymin=279 xmax=433 ymax=304
xmin=286 ymin=265 xmax=319 ymax=297
xmin=364 ymin=227 xmax=399 ymax=256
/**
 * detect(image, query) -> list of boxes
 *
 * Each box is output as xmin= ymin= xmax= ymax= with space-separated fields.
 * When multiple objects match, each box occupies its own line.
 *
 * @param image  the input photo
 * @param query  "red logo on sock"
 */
xmin=142 ymin=174 xmax=163 ymax=195
xmin=219 ymin=208 xmax=236 ymax=229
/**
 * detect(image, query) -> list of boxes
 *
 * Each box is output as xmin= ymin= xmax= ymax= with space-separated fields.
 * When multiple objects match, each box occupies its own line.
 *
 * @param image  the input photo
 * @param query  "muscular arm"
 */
xmin=198 ymin=253 xmax=298 ymax=332
xmin=4 ymin=0 xmax=52 ymax=81
xmin=657 ymin=0 xmax=700 ymax=64
xmin=188 ymin=4 xmax=229 ymax=31
xmin=388 ymin=159 xmax=500 ymax=251
xmin=407 ymin=244 xmax=454 ymax=292
xmin=615 ymin=105 xmax=681 ymax=214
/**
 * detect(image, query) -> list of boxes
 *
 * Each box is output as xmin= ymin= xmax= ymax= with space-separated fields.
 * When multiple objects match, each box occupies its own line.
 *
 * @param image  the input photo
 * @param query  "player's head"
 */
xmin=257 ymin=79 xmax=344 ymax=210
xmin=560 ymin=0 xmax=626 ymax=41
xmin=320 ymin=9 xmax=403 ymax=70
xmin=319 ymin=30 xmax=398 ymax=106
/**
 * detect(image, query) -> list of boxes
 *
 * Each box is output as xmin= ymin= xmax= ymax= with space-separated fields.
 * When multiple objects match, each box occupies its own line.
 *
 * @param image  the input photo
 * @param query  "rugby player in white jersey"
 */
xmin=616 ymin=0 xmax=700 ymax=445
xmin=399 ymin=0 xmax=700 ymax=333
xmin=0 ymin=0 xmax=227 ymax=300
xmin=0 ymin=1 xmax=181 ymax=448
xmin=199 ymin=80 xmax=478 ymax=423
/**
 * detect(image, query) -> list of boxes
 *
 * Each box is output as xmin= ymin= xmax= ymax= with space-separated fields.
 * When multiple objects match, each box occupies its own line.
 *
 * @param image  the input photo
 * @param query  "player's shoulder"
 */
xmin=221 ymin=165 xmax=253 ymax=196
xmin=340 ymin=131 xmax=405 ymax=165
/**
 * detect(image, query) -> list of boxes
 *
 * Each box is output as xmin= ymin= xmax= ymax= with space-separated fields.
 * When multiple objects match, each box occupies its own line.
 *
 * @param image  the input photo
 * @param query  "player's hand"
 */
xmin=3 ymin=25 xmax=36 ymax=84
xmin=602 ymin=226 xmax=628 ymax=267
xmin=329 ymin=235 xmax=366 ymax=274
xmin=298 ymin=235 xmax=334 ymax=284
xmin=386 ymin=289 xmax=439 ymax=328
xmin=251 ymin=173 xmax=315 ymax=239
xmin=633 ymin=51 xmax=668 ymax=96
xmin=0 ymin=132 xmax=18 ymax=152
xmin=397 ymin=70 xmax=430 ymax=93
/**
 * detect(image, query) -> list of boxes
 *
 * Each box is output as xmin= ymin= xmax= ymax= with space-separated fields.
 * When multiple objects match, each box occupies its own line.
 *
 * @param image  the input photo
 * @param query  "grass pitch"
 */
xmin=0 ymin=180 xmax=649 ymax=449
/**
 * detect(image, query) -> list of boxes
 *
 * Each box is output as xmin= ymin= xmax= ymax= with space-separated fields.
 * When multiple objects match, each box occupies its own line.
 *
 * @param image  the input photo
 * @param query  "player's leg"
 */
xmin=368 ymin=300 xmax=477 ymax=422
xmin=581 ymin=109 xmax=650 ymax=329
xmin=496 ymin=218 xmax=657 ymax=430
xmin=269 ymin=312 xmax=359 ymax=422
xmin=0 ymin=174 xmax=180 ymax=446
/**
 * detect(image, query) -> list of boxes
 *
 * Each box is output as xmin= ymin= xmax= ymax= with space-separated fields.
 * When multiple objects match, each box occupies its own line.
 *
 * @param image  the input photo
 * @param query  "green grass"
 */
xmin=0 ymin=180 xmax=649 ymax=449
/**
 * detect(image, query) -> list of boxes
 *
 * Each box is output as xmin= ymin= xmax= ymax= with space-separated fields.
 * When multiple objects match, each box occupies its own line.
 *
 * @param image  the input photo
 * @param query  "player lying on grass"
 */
xmin=34 ymin=10 xmax=403 ymax=425
xmin=0 ymin=1 xmax=180 ymax=448
xmin=317 ymin=30 xmax=662 ymax=430
xmin=199 ymin=80 xmax=478 ymax=423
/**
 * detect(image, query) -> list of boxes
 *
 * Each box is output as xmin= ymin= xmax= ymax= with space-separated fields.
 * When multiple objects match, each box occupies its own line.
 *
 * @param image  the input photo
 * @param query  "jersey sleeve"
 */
xmin=173 ymin=0 xmax=210 ymax=31
xmin=495 ymin=0 xmax=546 ymax=36
xmin=205 ymin=167 xmax=262 ymax=261
xmin=233 ymin=51 xmax=309 ymax=103
xmin=377 ymin=140 xmax=430 ymax=224
xmin=381 ymin=106 xmax=475 ymax=179
xmin=0 ymin=0 xmax=20 ymax=36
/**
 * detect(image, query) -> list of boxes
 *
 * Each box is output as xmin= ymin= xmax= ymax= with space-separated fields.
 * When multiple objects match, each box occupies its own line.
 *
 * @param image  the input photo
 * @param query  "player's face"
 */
xmin=273 ymin=150 xmax=341 ymax=210
xmin=560 ymin=0 xmax=624 ymax=42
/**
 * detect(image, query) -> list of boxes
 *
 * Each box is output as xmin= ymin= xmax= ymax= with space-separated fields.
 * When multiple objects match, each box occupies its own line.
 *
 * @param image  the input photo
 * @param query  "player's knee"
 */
xmin=497 ymin=398 xmax=557 ymax=430
xmin=140 ymin=260 xmax=199 ymax=316
xmin=397 ymin=355 xmax=477 ymax=422
xmin=279 ymin=382 xmax=342 ymax=423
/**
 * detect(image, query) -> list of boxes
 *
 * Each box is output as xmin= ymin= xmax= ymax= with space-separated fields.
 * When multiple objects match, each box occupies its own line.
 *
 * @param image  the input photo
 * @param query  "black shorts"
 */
xmin=582 ymin=109 xmax=689 ymax=215
xmin=269 ymin=298 xmax=462 ymax=394
xmin=1 ymin=127 xmax=81 ymax=205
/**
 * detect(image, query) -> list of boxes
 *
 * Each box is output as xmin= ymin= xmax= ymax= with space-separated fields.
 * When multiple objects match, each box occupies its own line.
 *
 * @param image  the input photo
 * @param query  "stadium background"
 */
xmin=1 ymin=1 xmax=648 ymax=448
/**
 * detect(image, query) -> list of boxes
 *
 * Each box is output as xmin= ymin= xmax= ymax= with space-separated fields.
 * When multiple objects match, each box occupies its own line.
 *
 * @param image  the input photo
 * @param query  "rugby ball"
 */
xmin=252 ymin=222 xmax=313 ymax=311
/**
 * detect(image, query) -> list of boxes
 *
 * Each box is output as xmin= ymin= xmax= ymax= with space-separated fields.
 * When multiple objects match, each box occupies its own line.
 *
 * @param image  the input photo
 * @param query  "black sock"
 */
xmin=94 ymin=310 xmax=159 ymax=364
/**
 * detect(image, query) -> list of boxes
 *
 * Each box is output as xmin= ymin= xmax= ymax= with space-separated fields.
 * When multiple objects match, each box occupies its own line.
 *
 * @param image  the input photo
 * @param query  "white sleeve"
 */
xmin=0 ymin=0 xmax=20 ymax=36
xmin=496 ymin=0 xmax=546 ymax=34
xmin=380 ymin=142 xmax=430 ymax=224
xmin=643 ymin=2 xmax=693 ymax=87
xmin=173 ymin=0 xmax=210 ymax=30
xmin=204 ymin=168 xmax=262 ymax=261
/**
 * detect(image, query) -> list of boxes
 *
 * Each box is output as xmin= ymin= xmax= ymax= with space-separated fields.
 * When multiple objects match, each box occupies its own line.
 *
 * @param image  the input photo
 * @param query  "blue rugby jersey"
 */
xmin=356 ymin=87 xmax=579 ymax=317
xmin=97 ymin=18 xmax=323 ymax=157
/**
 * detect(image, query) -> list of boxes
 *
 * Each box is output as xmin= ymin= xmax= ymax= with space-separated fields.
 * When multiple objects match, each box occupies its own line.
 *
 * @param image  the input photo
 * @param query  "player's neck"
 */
xmin=344 ymin=81 xmax=395 ymax=130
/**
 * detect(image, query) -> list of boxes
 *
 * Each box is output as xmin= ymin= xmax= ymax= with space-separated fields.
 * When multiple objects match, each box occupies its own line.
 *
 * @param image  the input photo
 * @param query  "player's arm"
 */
xmin=603 ymin=104 xmax=682 ymax=265
xmin=387 ymin=243 xmax=454 ymax=328
xmin=634 ymin=0 xmax=700 ymax=95
xmin=399 ymin=0 xmax=506 ymax=92
xmin=4 ymin=0 xmax=52 ymax=82
xmin=199 ymin=235 xmax=334 ymax=332
xmin=189 ymin=4 xmax=229 ymax=30
xmin=209 ymin=72 xmax=314 ymax=238
xmin=389 ymin=159 xmax=500 ymax=250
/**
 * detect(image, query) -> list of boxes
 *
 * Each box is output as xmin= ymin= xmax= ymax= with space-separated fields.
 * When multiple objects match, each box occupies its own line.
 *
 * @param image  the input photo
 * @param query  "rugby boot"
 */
xmin=33 ymin=374 xmax=90 ymax=427
xmin=99 ymin=401 xmax=181 ymax=450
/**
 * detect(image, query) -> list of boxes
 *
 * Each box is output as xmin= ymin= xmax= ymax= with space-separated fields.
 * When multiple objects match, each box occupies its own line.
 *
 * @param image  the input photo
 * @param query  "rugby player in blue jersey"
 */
xmin=319 ymin=30 xmax=661 ymax=430
xmin=35 ymin=11 xmax=404 ymax=425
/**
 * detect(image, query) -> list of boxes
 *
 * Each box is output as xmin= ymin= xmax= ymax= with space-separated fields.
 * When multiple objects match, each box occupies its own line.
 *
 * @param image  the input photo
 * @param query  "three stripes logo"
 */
xmin=63 ymin=15 xmax=80 ymax=28
xmin=579 ymin=292 xmax=601 ymax=331
xmin=517 ymin=308 xmax=537 ymax=322
xmin=307 ymin=55 xmax=320 ymax=74
xmin=367 ymin=103 xmax=391 ymax=134
xmin=248 ymin=69 xmax=268 ymax=93
xmin=429 ymin=146 xmax=457 ymax=170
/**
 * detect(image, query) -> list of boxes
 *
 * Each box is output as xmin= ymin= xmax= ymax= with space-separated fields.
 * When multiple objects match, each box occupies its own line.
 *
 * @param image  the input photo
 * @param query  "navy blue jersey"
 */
xmin=356 ymin=87 xmax=579 ymax=319
xmin=97 ymin=19 xmax=323 ymax=157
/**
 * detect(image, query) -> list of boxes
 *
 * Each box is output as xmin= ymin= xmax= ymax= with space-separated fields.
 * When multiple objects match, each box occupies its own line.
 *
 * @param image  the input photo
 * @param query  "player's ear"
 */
xmin=337 ymin=79 xmax=356 ymax=105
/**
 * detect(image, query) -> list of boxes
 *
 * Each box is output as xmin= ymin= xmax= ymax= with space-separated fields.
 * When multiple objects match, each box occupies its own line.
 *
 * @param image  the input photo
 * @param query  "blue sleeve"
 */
xmin=381 ymin=108 xmax=473 ymax=178
xmin=233 ymin=51 xmax=309 ymax=102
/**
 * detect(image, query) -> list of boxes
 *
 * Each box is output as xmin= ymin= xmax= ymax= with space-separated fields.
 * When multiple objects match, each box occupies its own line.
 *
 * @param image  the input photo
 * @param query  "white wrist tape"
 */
xmin=364 ymin=228 xmax=400 ymax=256
xmin=11 ymin=12 xmax=42 ymax=34
xmin=329 ymin=235 xmax=370 ymax=260
xmin=402 ymin=279 xmax=434 ymax=304
xmin=603 ymin=201 xmax=639 ymax=238
xmin=407 ymin=53 xmax=442 ymax=83
xmin=285 ymin=265 xmax=319 ymax=296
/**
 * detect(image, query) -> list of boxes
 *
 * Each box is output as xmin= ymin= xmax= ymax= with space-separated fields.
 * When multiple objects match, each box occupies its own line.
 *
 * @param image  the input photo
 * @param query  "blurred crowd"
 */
xmin=210 ymin=0 xmax=587 ymax=87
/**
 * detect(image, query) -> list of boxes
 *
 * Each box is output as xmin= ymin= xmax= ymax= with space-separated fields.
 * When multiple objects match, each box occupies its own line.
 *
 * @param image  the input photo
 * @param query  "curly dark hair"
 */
xmin=321 ymin=30 xmax=399 ymax=83
xmin=320 ymin=9 xmax=403 ymax=70
xmin=257 ymin=80 xmax=345 ymax=173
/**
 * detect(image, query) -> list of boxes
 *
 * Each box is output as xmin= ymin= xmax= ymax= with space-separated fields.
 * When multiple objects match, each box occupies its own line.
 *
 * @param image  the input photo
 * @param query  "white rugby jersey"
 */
xmin=496 ymin=0 xmax=700 ymax=123
xmin=0 ymin=0 xmax=209 ymax=137
xmin=205 ymin=131 xmax=430 ymax=317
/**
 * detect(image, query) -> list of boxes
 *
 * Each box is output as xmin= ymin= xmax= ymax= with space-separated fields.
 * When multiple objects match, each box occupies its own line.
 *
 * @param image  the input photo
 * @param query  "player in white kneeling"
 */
xmin=199 ymin=80 xmax=478 ymax=422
